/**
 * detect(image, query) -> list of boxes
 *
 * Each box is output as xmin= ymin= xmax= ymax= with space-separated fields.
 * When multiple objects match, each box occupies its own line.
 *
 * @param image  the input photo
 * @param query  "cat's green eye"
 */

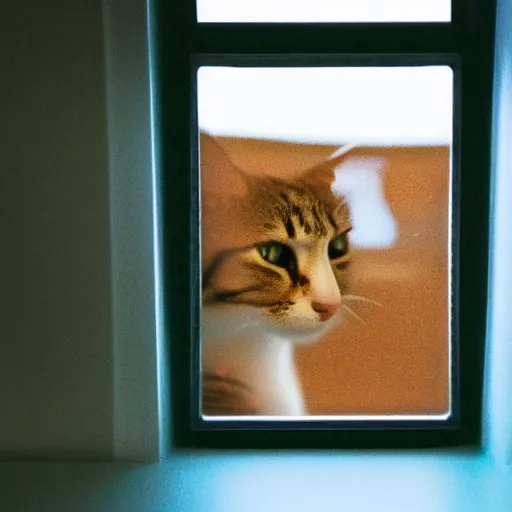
xmin=258 ymin=242 xmax=297 ymax=273
xmin=328 ymin=234 xmax=349 ymax=260
xmin=258 ymin=242 xmax=284 ymax=264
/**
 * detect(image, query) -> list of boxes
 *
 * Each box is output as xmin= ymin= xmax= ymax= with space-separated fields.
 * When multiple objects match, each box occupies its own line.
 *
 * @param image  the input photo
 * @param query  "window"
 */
xmin=151 ymin=0 xmax=497 ymax=448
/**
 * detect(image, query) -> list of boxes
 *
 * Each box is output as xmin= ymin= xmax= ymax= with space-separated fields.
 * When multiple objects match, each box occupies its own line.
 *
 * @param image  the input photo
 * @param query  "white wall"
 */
xmin=483 ymin=0 xmax=512 ymax=465
xmin=103 ymin=0 xmax=163 ymax=462
xmin=0 ymin=0 xmax=162 ymax=463
xmin=0 ymin=0 xmax=113 ymax=458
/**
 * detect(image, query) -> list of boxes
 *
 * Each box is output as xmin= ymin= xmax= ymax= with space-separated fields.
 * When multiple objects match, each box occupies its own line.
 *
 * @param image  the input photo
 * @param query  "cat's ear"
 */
xmin=299 ymin=143 xmax=358 ymax=188
xmin=200 ymin=132 xmax=248 ymax=198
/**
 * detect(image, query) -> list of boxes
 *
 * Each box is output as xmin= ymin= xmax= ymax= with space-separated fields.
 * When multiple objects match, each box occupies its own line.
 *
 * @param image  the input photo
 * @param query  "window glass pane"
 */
xmin=198 ymin=66 xmax=453 ymax=420
xmin=197 ymin=0 xmax=451 ymax=23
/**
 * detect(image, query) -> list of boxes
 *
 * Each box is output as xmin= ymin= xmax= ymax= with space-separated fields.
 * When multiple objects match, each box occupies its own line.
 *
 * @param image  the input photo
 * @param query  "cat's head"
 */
xmin=200 ymin=132 xmax=355 ymax=343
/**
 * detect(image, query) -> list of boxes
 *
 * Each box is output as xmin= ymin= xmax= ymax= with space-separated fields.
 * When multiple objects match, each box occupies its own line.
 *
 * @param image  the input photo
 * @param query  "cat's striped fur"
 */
xmin=201 ymin=133 xmax=354 ymax=416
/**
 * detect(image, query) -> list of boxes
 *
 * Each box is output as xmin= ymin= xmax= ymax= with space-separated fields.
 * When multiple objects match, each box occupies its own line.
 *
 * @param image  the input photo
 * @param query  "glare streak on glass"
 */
xmin=197 ymin=0 xmax=451 ymax=23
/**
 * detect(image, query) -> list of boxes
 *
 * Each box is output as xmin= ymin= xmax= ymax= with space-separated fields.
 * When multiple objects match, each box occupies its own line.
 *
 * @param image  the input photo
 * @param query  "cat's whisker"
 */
xmin=341 ymin=294 xmax=383 ymax=308
xmin=340 ymin=303 xmax=367 ymax=326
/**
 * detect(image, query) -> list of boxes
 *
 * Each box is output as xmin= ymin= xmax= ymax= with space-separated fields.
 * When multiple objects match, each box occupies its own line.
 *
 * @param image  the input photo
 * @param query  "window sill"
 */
xmin=1 ymin=451 xmax=511 ymax=511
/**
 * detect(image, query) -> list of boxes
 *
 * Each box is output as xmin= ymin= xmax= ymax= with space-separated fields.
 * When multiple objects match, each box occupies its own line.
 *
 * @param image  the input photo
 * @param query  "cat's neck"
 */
xmin=202 ymin=329 xmax=306 ymax=416
xmin=203 ymin=331 xmax=294 ymax=378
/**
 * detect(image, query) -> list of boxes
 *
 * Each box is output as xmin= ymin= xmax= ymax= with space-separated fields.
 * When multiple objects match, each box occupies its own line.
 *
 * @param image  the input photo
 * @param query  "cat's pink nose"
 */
xmin=311 ymin=299 xmax=341 ymax=321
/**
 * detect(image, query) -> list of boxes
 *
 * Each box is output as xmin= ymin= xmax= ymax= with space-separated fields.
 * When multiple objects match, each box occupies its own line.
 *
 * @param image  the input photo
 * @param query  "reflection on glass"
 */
xmin=197 ymin=0 xmax=451 ymax=23
xmin=198 ymin=66 xmax=453 ymax=420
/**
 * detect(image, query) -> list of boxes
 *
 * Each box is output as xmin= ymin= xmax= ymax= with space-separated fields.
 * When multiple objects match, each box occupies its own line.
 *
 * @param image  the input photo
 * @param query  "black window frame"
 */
xmin=150 ymin=0 xmax=497 ymax=449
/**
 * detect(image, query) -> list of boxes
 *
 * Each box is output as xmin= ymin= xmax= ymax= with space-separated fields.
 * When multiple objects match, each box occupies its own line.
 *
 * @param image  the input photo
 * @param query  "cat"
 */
xmin=200 ymin=132 xmax=358 ymax=417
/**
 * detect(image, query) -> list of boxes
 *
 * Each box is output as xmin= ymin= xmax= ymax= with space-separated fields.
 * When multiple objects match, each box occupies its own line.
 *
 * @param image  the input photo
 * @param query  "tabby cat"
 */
xmin=200 ymin=133 xmax=357 ymax=416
